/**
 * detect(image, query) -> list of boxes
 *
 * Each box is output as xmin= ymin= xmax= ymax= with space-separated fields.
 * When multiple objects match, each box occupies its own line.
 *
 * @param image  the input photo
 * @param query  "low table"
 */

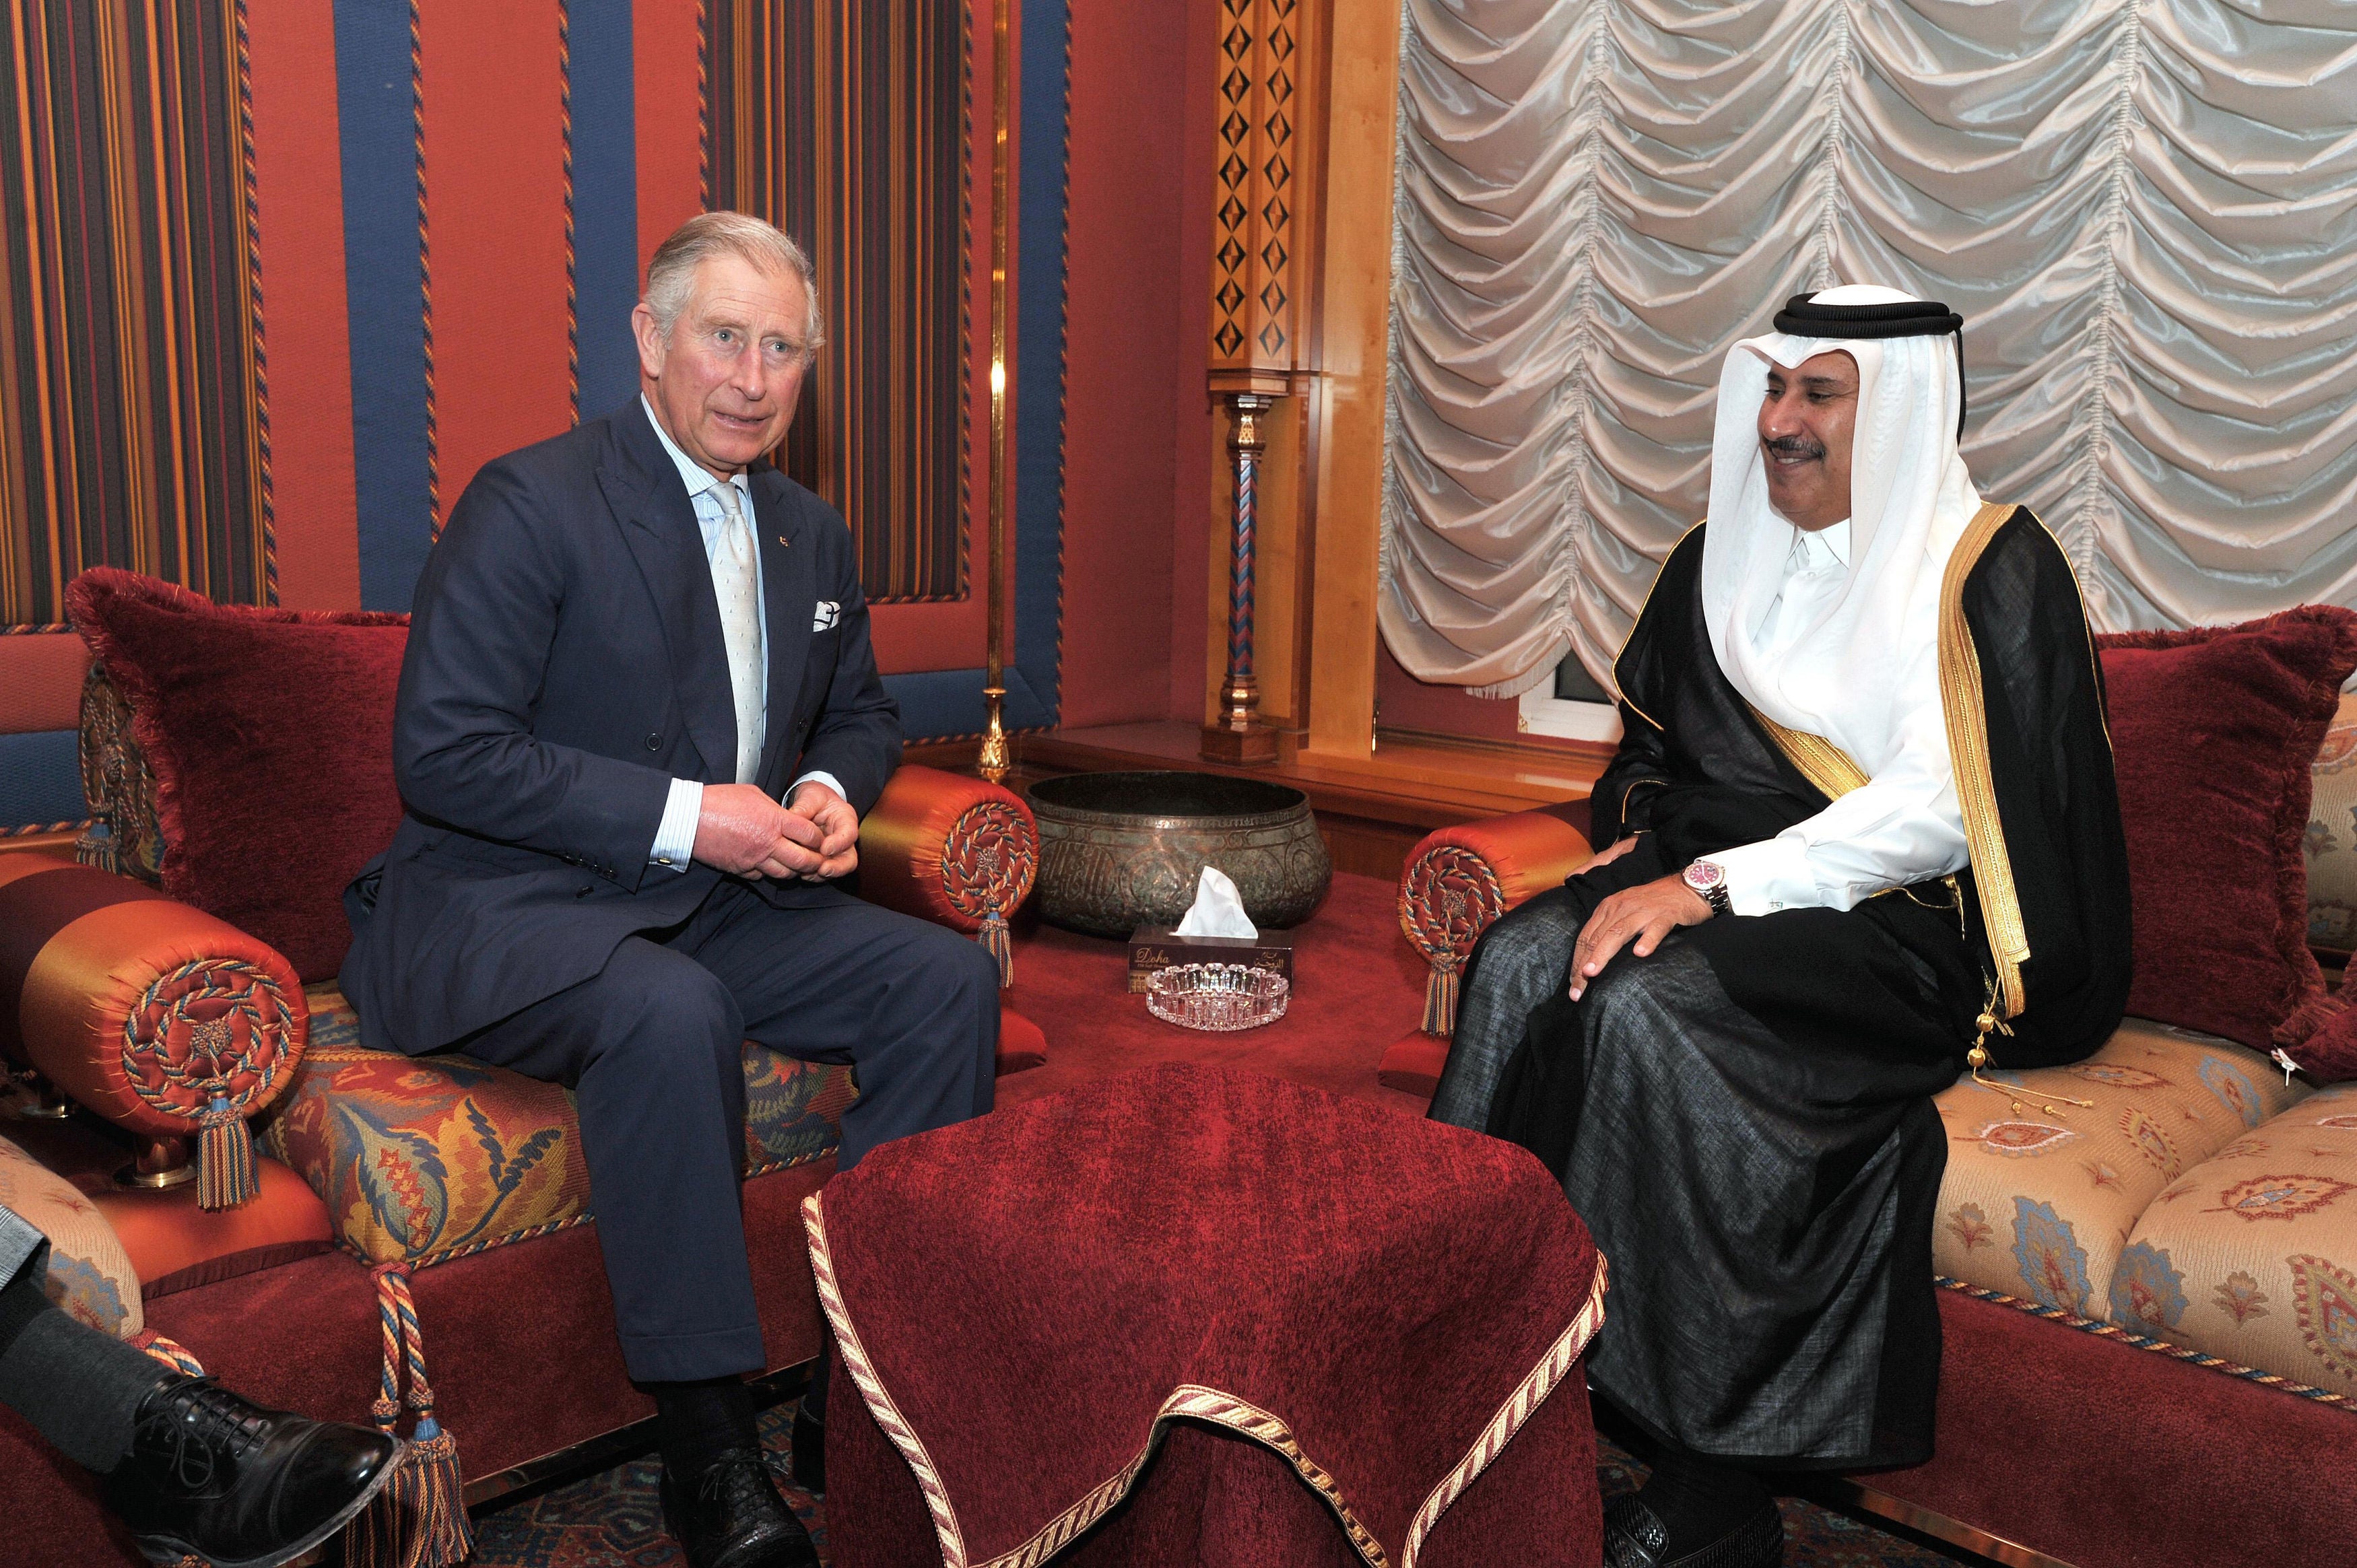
xmin=809 ymin=1062 xmax=1607 ymax=1567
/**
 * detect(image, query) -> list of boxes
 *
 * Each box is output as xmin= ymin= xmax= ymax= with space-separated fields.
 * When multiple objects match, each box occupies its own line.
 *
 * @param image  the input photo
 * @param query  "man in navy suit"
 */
xmin=341 ymin=212 xmax=999 ymax=1568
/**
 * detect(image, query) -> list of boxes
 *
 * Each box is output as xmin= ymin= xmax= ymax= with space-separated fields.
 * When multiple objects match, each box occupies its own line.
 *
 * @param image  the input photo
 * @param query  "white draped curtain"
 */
xmin=1381 ymin=0 xmax=2357 ymax=697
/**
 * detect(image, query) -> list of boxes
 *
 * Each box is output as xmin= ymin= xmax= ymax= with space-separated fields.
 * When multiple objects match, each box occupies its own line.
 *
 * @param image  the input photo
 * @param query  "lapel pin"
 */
xmin=776 ymin=537 xmax=789 ymax=547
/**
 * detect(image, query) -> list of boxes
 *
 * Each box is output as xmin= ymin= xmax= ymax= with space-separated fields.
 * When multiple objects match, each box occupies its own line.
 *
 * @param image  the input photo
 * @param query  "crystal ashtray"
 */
xmin=1144 ymin=962 xmax=1290 ymax=1032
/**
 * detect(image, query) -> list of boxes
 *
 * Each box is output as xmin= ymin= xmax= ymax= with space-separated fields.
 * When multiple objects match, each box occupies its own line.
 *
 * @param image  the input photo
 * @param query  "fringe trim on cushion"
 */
xmin=195 ymin=1096 xmax=259 ymax=1211
xmin=981 ymin=908 xmax=1014 ymax=989
xmin=350 ymin=1264 xmax=471 ymax=1568
xmin=1421 ymin=958 xmax=1459 ymax=1038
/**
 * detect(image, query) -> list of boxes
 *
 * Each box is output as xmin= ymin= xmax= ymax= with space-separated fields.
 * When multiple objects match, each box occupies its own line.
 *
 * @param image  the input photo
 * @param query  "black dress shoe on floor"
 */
xmin=790 ymin=1400 xmax=824 ymax=1497
xmin=1604 ymin=1491 xmax=1783 ymax=1568
xmin=102 ymin=1376 xmax=404 ymax=1568
xmin=660 ymin=1447 xmax=820 ymax=1568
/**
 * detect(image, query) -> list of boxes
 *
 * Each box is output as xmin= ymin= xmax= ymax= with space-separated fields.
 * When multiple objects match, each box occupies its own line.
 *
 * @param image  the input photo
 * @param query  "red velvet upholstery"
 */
xmin=812 ymin=1062 xmax=1604 ymax=1568
xmin=65 ymin=569 xmax=409 ymax=983
xmin=2097 ymin=607 xmax=2357 ymax=1050
xmin=1869 ymin=1287 xmax=2357 ymax=1568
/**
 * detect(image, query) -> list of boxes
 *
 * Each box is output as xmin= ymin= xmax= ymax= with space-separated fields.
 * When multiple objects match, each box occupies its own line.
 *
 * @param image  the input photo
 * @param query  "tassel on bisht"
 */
xmin=195 ymin=1096 xmax=258 ymax=1211
xmin=350 ymin=1264 xmax=471 ymax=1568
xmin=1422 ymin=957 xmax=1460 ymax=1038
xmin=979 ymin=907 xmax=1014 ymax=989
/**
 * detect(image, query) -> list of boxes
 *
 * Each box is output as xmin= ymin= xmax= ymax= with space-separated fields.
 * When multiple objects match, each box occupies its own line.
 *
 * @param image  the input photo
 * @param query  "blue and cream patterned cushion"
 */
xmin=1931 ymin=1019 xmax=2309 ymax=1316
xmin=2121 ymin=1081 xmax=2357 ymax=1398
xmin=0 ymin=1131 xmax=143 ymax=1338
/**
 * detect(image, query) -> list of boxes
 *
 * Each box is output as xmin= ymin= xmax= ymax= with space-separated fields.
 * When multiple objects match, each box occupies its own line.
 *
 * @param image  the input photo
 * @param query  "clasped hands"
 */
xmin=692 ymin=780 xmax=859 ymax=882
xmin=1565 ymin=835 xmax=1715 ymax=1001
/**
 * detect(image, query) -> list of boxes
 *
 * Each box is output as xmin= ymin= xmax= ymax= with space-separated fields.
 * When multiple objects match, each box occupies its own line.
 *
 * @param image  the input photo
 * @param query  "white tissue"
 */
xmin=1173 ymin=866 xmax=1258 ymax=939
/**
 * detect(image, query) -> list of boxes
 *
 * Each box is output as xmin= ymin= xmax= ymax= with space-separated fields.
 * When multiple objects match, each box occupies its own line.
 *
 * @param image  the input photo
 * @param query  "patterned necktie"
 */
xmin=709 ymin=480 xmax=765 ymax=785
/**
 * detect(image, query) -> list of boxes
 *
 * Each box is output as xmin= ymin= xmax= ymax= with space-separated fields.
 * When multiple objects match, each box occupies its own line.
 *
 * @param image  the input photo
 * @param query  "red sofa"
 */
xmin=1379 ymin=632 xmax=2357 ymax=1568
xmin=0 ymin=574 xmax=1047 ymax=1568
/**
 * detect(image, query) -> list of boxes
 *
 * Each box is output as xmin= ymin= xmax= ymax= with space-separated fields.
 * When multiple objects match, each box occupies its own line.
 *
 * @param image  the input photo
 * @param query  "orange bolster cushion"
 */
xmin=857 ymin=765 xmax=1038 ymax=934
xmin=0 ymin=856 xmax=307 ymax=1140
xmin=1396 ymin=811 xmax=1593 ymax=968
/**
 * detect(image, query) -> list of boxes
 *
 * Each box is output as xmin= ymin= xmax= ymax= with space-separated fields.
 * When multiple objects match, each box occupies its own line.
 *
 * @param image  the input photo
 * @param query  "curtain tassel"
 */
xmin=1422 ymin=957 xmax=1459 ymax=1037
xmin=195 ymin=1096 xmax=258 ymax=1211
xmin=979 ymin=907 xmax=1014 ymax=989
xmin=351 ymin=1264 xmax=471 ymax=1568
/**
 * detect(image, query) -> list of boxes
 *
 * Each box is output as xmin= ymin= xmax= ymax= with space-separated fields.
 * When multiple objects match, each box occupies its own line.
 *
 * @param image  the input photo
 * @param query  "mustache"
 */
xmin=1763 ymin=434 xmax=1826 ymax=463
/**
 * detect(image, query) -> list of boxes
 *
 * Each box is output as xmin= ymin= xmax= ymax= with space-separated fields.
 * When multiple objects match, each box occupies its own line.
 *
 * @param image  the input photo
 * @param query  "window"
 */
xmin=1517 ymin=652 xmax=1624 ymax=743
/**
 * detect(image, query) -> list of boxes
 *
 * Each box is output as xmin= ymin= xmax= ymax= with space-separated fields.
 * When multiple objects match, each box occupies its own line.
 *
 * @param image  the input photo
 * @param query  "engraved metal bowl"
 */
xmin=1025 ymin=770 xmax=1333 ymax=939
xmin=1145 ymin=963 xmax=1290 ymax=1032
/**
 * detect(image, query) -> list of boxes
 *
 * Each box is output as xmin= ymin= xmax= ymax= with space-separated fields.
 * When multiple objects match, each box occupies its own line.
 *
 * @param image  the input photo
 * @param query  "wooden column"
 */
xmin=1201 ymin=0 xmax=1317 ymax=765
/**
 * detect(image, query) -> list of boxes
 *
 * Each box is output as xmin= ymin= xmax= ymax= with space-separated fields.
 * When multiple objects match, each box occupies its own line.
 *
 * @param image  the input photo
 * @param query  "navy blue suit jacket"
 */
xmin=340 ymin=397 xmax=902 ymax=1054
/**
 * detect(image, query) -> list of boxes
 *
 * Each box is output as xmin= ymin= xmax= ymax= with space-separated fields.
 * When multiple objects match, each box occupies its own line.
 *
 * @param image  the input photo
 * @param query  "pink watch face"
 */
xmin=1684 ymin=860 xmax=1725 ymax=892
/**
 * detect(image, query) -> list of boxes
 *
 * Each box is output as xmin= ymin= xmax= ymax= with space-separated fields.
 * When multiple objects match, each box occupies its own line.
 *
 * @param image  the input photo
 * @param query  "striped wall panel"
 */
xmin=0 ymin=0 xmax=1071 ymax=827
xmin=0 ymin=0 xmax=269 ymax=630
xmin=709 ymin=0 xmax=969 ymax=605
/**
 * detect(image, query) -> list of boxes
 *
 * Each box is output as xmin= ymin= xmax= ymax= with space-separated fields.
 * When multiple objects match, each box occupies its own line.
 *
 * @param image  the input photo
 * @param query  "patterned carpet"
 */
xmin=465 ymin=1404 xmax=1968 ymax=1567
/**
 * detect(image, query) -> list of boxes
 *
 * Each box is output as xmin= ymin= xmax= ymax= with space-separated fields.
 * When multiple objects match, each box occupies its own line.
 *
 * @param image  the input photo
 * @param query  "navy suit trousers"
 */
xmin=453 ymin=879 xmax=999 ymax=1383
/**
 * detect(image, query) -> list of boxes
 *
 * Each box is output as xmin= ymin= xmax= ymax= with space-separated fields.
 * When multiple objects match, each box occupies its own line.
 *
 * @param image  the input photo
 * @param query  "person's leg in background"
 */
xmin=682 ymin=882 xmax=1001 ymax=1495
xmin=0 ymin=1201 xmax=402 ymax=1567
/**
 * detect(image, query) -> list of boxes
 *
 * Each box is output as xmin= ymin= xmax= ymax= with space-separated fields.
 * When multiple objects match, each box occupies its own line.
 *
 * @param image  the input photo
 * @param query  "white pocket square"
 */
xmin=812 ymin=601 xmax=840 ymax=632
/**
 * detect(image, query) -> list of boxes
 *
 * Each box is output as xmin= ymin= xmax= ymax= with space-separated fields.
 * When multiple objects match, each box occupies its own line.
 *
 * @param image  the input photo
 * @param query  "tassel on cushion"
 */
xmin=979 ymin=907 xmax=1014 ymax=989
xmin=195 ymin=1095 xmax=258 ymax=1211
xmin=350 ymin=1264 xmax=471 ymax=1568
xmin=1422 ymin=957 xmax=1460 ymax=1038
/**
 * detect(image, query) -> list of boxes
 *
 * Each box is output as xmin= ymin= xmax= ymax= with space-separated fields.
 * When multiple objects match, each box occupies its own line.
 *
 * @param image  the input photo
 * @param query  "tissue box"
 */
xmin=1127 ymin=927 xmax=1296 ymax=994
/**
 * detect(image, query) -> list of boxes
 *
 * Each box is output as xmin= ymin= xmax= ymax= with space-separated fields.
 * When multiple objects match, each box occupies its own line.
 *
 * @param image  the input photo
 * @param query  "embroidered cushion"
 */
xmin=0 ymin=1132 xmax=143 ymax=1338
xmin=2097 ymin=608 xmax=2357 ymax=1051
xmin=259 ymin=985 xmax=854 ymax=1266
xmin=1932 ymin=1018 xmax=2310 ymax=1317
xmin=65 ymin=568 xmax=411 ymax=983
xmin=2116 ymin=1081 xmax=2357 ymax=1399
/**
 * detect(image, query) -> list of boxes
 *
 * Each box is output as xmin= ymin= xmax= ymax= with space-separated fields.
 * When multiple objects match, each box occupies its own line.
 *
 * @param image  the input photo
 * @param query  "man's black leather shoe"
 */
xmin=790 ymin=1400 xmax=824 ymax=1496
xmin=660 ymin=1447 xmax=820 ymax=1568
xmin=103 ymin=1376 xmax=404 ymax=1568
xmin=1603 ymin=1491 xmax=1783 ymax=1568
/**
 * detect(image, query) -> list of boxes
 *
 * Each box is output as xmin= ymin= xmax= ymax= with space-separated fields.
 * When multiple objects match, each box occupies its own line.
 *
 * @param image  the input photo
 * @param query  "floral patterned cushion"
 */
xmin=259 ymin=984 xmax=856 ymax=1266
xmin=2306 ymin=691 xmax=2357 ymax=955
xmin=1931 ymin=1018 xmax=2309 ymax=1317
xmin=0 ymin=1132 xmax=143 ymax=1338
xmin=2118 ymin=1081 xmax=2357 ymax=1396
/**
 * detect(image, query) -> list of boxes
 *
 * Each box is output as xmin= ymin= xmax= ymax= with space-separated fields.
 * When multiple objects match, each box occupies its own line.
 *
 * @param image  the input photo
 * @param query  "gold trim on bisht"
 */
xmin=1939 ymin=500 xmax=2030 ymax=1019
xmin=1747 ymin=704 xmax=1870 ymax=800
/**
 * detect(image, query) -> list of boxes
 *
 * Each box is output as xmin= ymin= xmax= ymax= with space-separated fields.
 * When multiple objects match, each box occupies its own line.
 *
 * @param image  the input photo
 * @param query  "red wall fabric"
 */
xmin=632 ymin=0 xmax=704 ymax=288
xmin=418 ymin=0 xmax=576 ymax=515
xmin=246 ymin=0 xmax=361 ymax=614
xmin=1166 ymin=0 xmax=1222 ymax=725
xmin=1055 ymin=1 xmax=1193 ymax=727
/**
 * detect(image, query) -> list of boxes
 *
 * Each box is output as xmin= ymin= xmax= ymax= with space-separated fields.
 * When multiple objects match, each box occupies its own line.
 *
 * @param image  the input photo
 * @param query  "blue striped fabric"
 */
xmin=567 ymin=1 xmax=641 ymax=419
xmin=334 ymin=0 xmax=436 ymax=613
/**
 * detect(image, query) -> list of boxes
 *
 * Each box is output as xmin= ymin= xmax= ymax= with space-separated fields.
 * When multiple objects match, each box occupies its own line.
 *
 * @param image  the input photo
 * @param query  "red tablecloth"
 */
xmin=807 ymin=1062 xmax=1606 ymax=1567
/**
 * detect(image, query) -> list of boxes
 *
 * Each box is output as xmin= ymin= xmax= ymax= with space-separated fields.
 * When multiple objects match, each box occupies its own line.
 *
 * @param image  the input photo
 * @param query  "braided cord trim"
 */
xmin=1937 ymin=1276 xmax=2352 ymax=1412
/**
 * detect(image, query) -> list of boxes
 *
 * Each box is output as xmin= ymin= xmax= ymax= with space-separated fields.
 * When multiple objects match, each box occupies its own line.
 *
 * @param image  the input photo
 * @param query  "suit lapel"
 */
xmin=601 ymin=405 xmax=737 ymax=782
xmin=754 ymin=471 xmax=814 ymax=789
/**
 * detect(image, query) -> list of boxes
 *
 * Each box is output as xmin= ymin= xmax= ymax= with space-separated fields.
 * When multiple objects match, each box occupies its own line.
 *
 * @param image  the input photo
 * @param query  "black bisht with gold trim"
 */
xmin=1597 ymin=500 xmax=2132 ymax=1070
xmin=1487 ymin=502 xmax=2130 ymax=1468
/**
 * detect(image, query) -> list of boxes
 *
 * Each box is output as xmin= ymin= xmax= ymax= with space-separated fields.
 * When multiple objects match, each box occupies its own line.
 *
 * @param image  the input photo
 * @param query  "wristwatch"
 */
xmin=1681 ymin=858 xmax=1732 ymax=918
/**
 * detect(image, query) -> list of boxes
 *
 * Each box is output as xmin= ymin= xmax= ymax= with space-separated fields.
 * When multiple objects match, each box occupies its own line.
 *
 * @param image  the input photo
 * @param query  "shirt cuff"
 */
xmin=649 ymin=778 xmax=702 ymax=873
xmin=1703 ymin=836 xmax=1816 ymax=918
xmin=789 ymin=771 xmax=847 ymax=805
